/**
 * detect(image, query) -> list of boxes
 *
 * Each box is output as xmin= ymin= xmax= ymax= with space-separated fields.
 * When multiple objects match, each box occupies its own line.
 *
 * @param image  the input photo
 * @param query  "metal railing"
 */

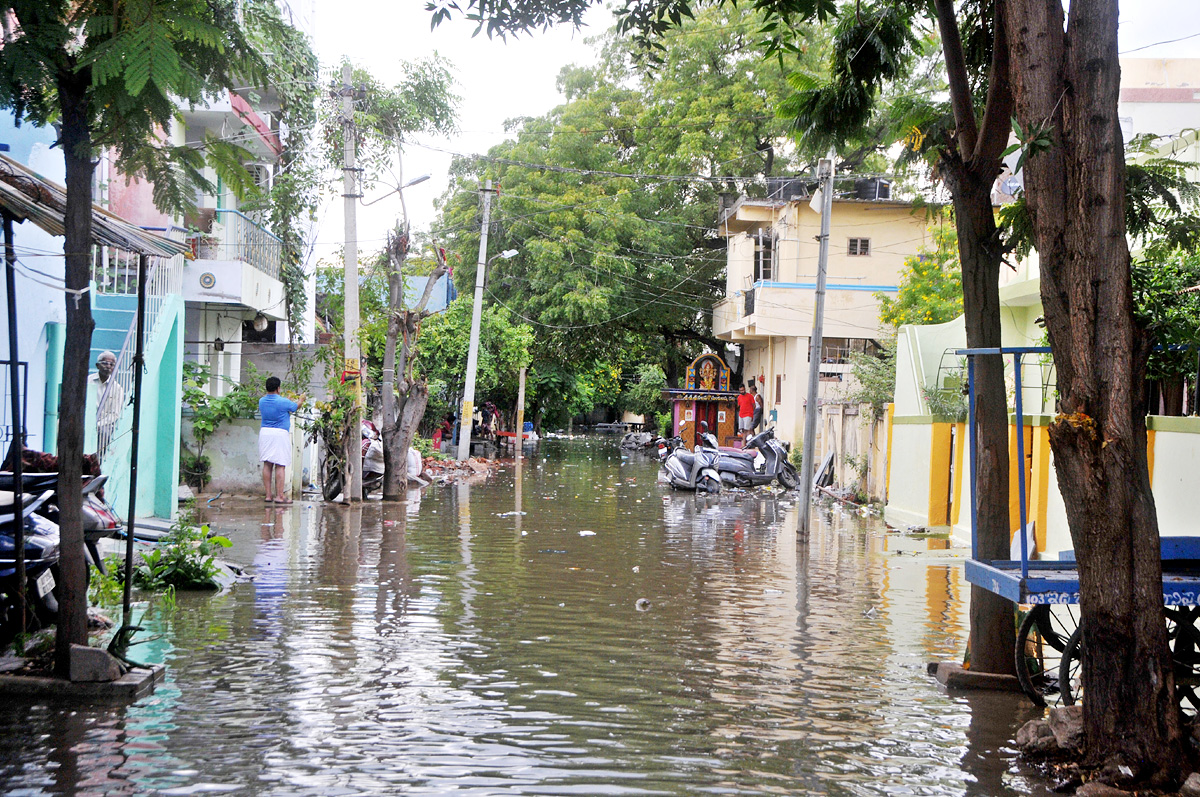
xmin=207 ymin=208 xmax=283 ymax=280
xmin=92 ymin=251 xmax=185 ymax=459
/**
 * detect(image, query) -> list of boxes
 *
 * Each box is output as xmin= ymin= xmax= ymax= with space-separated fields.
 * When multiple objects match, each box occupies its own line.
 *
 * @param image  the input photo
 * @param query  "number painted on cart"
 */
xmin=1028 ymin=592 xmax=1079 ymax=605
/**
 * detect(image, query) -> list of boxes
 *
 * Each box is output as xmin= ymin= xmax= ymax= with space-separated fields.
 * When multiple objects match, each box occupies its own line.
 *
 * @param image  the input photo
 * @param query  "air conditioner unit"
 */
xmin=247 ymin=163 xmax=272 ymax=191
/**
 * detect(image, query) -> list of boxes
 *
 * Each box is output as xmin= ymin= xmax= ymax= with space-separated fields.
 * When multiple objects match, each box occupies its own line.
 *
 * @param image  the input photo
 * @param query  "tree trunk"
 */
xmin=382 ymin=245 xmax=446 ymax=500
xmin=381 ymin=244 xmax=404 ymax=499
xmin=1004 ymin=0 xmax=1182 ymax=777
xmin=929 ymin=0 xmax=1016 ymax=676
xmin=54 ymin=65 xmax=95 ymax=676
xmin=945 ymin=163 xmax=1014 ymax=675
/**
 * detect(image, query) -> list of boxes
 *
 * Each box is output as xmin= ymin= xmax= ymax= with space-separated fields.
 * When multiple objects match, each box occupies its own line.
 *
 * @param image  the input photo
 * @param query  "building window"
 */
xmin=847 ymin=237 xmax=871 ymax=256
xmin=755 ymin=228 xmax=776 ymax=282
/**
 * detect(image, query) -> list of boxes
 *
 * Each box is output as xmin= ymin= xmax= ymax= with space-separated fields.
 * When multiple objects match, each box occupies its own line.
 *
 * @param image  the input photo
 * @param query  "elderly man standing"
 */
xmin=87 ymin=350 xmax=125 ymax=457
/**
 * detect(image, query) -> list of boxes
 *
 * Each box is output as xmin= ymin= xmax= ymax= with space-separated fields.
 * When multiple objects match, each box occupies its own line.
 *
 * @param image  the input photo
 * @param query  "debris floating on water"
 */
xmin=635 ymin=598 xmax=651 ymax=612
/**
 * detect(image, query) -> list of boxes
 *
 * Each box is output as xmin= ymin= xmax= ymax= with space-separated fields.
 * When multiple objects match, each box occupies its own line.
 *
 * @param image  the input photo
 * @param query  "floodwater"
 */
xmin=0 ymin=437 xmax=1056 ymax=796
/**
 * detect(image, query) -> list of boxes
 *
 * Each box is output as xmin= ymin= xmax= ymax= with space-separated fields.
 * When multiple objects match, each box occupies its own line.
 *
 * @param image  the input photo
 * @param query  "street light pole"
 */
xmin=457 ymin=180 xmax=494 ymax=460
xmin=341 ymin=62 xmax=363 ymax=501
xmin=799 ymin=150 xmax=835 ymax=534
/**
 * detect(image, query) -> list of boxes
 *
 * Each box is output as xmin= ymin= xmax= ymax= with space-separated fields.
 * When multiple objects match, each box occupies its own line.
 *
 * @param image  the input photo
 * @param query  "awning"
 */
xmin=0 ymin=153 xmax=188 ymax=257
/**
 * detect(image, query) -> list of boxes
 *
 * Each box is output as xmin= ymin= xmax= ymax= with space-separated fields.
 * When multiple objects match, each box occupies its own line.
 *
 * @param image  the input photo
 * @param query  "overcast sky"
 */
xmin=310 ymin=0 xmax=1200 ymax=264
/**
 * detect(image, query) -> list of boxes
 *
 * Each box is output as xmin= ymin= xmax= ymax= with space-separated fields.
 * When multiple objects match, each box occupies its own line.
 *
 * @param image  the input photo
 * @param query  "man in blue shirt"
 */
xmin=259 ymin=376 xmax=306 ymax=504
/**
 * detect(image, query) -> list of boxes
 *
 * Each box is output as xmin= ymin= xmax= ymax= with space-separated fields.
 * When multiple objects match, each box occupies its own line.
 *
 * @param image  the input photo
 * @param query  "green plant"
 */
xmin=181 ymin=361 xmax=270 ymax=491
xmin=655 ymin=410 xmax=672 ymax=436
xmin=845 ymin=453 xmax=869 ymax=484
xmin=134 ymin=502 xmax=231 ymax=591
xmin=88 ymin=557 xmax=125 ymax=606
xmin=789 ymin=446 xmax=803 ymax=471
xmin=923 ymin=369 xmax=969 ymax=421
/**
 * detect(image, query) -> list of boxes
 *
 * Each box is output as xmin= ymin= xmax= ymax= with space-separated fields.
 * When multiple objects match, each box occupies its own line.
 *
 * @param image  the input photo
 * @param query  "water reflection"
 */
xmin=0 ymin=439 xmax=1054 ymax=796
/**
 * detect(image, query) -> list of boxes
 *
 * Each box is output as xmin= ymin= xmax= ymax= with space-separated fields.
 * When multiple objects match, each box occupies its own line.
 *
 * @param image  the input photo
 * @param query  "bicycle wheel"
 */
xmin=1015 ymin=604 xmax=1078 ymax=707
xmin=1059 ymin=626 xmax=1085 ymax=706
xmin=1167 ymin=606 xmax=1200 ymax=715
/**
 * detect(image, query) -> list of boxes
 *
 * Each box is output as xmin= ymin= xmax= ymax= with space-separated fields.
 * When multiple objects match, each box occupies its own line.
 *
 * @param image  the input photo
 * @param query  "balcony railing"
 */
xmin=205 ymin=208 xmax=283 ymax=281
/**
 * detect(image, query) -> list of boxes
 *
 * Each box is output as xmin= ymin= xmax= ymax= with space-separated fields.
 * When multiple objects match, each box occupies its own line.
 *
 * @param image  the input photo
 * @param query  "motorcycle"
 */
xmin=660 ymin=437 xmax=722 ymax=494
xmin=0 ymin=489 xmax=60 ymax=645
xmin=321 ymin=421 xmax=385 ymax=501
xmin=698 ymin=422 xmax=800 ymax=490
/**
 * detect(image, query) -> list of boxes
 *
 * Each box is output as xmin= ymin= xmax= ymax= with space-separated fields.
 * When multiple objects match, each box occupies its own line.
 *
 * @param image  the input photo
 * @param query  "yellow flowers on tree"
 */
xmin=877 ymin=220 xmax=962 ymax=328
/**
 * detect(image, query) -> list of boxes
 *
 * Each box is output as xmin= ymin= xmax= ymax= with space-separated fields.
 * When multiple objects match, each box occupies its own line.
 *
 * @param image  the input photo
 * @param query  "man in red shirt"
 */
xmin=737 ymin=383 xmax=756 ymax=444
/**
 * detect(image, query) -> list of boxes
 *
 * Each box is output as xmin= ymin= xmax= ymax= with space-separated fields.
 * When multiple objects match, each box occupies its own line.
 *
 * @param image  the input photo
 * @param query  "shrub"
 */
xmin=134 ymin=502 xmax=231 ymax=590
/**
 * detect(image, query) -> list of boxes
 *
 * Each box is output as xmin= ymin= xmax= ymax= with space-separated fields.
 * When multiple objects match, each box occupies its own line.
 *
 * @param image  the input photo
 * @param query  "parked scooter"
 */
xmin=0 ymin=472 xmax=123 ymax=573
xmin=698 ymin=422 xmax=800 ymax=489
xmin=0 ymin=490 xmax=60 ymax=645
xmin=660 ymin=437 xmax=722 ymax=493
xmin=321 ymin=421 xmax=385 ymax=501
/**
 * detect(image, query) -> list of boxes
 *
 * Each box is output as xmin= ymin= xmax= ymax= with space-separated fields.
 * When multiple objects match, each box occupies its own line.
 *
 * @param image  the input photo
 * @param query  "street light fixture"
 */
xmin=456 ymin=226 xmax=518 ymax=460
xmin=361 ymin=173 xmax=431 ymax=207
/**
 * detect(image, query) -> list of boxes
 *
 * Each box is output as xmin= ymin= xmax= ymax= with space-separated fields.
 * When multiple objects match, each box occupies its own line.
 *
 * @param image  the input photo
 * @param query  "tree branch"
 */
xmin=932 ymin=0 xmax=979 ymax=158
xmin=972 ymin=7 xmax=1013 ymax=168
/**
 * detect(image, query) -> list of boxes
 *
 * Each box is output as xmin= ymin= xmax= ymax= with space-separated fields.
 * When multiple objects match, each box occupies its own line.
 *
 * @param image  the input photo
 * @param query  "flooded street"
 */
xmin=0 ymin=438 xmax=1054 ymax=796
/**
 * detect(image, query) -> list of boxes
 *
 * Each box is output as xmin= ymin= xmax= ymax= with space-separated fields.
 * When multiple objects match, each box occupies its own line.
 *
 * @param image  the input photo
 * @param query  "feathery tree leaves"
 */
xmin=0 ymin=0 xmax=296 ymax=677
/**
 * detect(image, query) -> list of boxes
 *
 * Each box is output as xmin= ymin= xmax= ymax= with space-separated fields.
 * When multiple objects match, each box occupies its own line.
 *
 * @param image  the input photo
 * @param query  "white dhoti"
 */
xmin=259 ymin=427 xmax=291 ymax=467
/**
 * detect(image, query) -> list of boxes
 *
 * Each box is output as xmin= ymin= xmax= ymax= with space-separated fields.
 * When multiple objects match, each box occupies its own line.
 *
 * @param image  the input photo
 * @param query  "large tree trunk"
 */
xmin=1004 ymin=0 xmax=1182 ymax=778
xmin=932 ymin=0 xmax=1015 ymax=676
xmin=946 ymin=163 xmax=1013 ymax=675
xmin=54 ymin=65 xmax=95 ymax=676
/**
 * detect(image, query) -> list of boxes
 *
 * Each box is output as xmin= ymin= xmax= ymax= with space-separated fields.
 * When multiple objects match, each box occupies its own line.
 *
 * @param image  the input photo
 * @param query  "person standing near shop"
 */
xmin=751 ymin=382 xmax=764 ymax=433
xmin=736 ymin=383 xmax=755 ymax=444
xmin=259 ymin=376 xmax=305 ymax=505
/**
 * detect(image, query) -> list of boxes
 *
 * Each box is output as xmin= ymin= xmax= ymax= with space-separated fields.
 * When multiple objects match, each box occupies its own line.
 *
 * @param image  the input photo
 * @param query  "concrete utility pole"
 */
xmin=515 ymin=365 xmax=527 ymax=459
xmin=341 ymin=63 xmax=363 ymax=501
xmin=457 ymin=180 xmax=495 ymax=460
xmin=799 ymin=151 xmax=836 ymax=534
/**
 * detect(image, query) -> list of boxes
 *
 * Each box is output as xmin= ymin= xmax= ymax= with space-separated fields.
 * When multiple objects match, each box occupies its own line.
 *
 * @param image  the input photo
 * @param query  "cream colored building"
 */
xmin=714 ymin=185 xmax=931 ymax=481
xmin=886 ymin=60 xmax=1200 ymax=552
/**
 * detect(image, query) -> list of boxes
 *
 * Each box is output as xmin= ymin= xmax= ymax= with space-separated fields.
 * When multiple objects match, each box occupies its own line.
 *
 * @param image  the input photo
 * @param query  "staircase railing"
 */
xmin=91 ymin=247 xmax=185 ymax=459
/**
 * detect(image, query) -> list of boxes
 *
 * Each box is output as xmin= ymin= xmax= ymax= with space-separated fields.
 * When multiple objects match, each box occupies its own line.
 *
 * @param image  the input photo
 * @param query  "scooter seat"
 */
xmin=673 ymin=450 xmax=696 ymax=467
xmin=0 ymin=472 xmax=58 ymax=493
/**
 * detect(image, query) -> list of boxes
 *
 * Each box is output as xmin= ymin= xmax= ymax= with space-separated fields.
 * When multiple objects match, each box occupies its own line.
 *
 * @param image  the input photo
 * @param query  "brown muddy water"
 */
xmin=0 ymin=437 xmax=1056 ymax=796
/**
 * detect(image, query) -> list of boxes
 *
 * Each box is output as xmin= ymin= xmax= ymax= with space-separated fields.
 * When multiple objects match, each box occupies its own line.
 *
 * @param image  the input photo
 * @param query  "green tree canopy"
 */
xmin=433 ymin=6 xmax=825 ymax=415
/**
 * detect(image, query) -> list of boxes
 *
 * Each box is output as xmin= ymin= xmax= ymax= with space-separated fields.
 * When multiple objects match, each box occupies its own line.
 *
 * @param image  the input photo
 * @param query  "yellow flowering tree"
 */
xmin=877 ymin=220 xmax=962 ymax=329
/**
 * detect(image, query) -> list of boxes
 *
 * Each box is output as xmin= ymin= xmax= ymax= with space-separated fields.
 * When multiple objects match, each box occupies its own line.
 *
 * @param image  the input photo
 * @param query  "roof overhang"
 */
xmin=0 ymin=154 xmax=189 ymax=257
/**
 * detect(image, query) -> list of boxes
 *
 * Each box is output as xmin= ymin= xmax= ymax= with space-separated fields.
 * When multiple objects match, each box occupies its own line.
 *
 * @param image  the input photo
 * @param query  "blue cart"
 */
xmin=958 ymin=347 xmax=1200 ymax=708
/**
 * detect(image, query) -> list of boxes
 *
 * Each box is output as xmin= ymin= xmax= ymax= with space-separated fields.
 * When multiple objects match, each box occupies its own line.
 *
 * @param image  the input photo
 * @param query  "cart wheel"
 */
xmin=1015 ymin=604 xmax=1078 ymax=707
xmin=1167 ymin=606 xmax=1200 ymax=715
xmin=1059 ymin=626 xmax=1085 ymax=706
